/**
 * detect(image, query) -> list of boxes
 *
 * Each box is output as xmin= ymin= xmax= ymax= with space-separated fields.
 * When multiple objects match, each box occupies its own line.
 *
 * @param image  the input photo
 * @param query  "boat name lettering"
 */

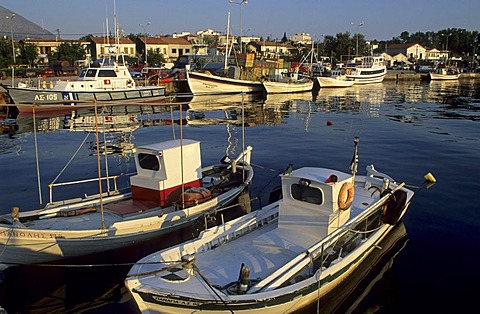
xmin=201 ymin=83 xmax=217 ymax=89
xmin=152 ymin=295 xmax=199 ymax=306
xmin=34 ymin=93 xmax=58 ymax=101
xmin=0 ymin=230 xmax=59 ymax=238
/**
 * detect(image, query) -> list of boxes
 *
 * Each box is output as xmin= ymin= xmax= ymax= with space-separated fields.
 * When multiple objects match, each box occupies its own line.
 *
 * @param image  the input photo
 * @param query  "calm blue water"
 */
xmin=0 ymin=79 xmax=479 ymax=313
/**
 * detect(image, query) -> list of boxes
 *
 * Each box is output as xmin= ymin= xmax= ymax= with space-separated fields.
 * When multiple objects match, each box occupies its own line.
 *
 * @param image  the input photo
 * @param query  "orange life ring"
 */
xmin=338 ymin=182 xmax=354 ymax=210
xmin=126 ymin=79 xmax=134 ymax=88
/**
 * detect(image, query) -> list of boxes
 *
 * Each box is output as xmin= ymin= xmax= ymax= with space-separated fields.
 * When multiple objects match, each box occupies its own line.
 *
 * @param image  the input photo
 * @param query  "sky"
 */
xmin=2 ymin=0 xmax=479 ymax=41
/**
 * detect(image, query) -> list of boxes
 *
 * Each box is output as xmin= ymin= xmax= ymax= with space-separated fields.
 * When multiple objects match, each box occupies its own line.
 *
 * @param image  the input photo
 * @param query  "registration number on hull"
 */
xmin=34 ymin=93 xmax=59 ymax=101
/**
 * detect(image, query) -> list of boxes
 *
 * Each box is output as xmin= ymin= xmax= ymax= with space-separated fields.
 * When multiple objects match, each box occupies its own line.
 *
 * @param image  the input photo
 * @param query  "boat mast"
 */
xmin=224 ymin=10 xmax=231 ymax=75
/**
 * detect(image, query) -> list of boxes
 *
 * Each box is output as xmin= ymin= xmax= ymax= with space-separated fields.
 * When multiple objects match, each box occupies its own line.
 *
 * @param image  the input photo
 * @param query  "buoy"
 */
xmin=424 ymin=172 xmax=436 ymax=183
xmin=326 ymin=121 xmax=333 ymax=126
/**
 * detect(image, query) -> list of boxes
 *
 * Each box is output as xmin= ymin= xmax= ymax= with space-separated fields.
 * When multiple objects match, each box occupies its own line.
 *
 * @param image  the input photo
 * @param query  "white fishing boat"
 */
xmin=428 ymin=68 xmax=461 ymax=80
xmin=125 ymin=137 xmax=415 ymax=314
xmin=0 ymin=138 xmax=253 ymax=270
xmin=262 ymin=71 xmax=314 ymax=94
xmin=7 ymin=52 xmax=167 ymax=109
xmin=185 ymin=70 xmax=264 ymax=96
xmin=345 ymin=56 xmax=387 ymax=84
xmin=316 ymin=69 xmax=355 ymax=88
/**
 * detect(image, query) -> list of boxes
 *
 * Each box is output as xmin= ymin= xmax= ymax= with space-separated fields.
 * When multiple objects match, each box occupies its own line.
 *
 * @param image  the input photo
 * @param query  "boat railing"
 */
xmin=47 ymin=174 xmax=124 ymax=205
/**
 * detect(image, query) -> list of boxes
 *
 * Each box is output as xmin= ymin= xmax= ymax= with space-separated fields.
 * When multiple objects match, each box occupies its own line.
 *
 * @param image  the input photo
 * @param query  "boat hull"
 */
xmin=346 ymin=66 xmax=387 ymax=84
xmin=262 ymin=80 xmax=313 ymax=94
xmin=316 ymin=76 xmax=354 ymax=88
xmin=7 ymin=86 xmax=166 ymax=107
xmin=186 ymin=71 xmax=264 ymax=95
xmin=428 ymin=72 xmax=460 ymax=80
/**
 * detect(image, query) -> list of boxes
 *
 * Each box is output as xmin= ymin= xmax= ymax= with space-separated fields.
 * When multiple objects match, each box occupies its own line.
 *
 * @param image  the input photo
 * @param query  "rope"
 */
xmin=50 ymin=132 xmax=91 ymax=185
xmin=192 ymin=263 xmax=234 ymax=313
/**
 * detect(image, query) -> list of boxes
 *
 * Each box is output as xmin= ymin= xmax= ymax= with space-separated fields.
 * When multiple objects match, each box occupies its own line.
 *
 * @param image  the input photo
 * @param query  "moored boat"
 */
xmin=316 ymin=69 xmax=355 ymax=88
xmin=345 ymin=55 xmax=387 ymax=84
xmin=186 ymin=70 xmax=264 ymax=96
xmin=6 ymin=53 xmax=167 ymax=109
xmin=125 ymin=137 xmax=415 ymax=314
xmin=262 ymin=71 xmax=313 ymax=94
xmin=0 ymin=138 xmax=253 ymax=270
xmin=428 ymin=67 xmax=461 ymax=80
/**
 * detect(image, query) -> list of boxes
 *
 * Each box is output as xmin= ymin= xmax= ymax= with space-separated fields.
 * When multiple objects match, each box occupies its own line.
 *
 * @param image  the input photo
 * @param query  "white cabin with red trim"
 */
xmin=130 ymin=139 xmax=202 ymax=207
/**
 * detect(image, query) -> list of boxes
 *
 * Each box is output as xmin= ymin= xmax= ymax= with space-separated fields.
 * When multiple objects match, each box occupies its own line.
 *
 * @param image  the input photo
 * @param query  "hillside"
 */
xmin=0 ymin=5 xmax=54 ymax=40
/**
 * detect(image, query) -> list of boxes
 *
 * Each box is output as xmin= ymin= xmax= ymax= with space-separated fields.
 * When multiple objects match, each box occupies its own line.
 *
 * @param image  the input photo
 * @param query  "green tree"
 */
xmin=18 ymin=43 xmax=38 ymax=66
xmin=50 ymin=42 xmax=85 ymax=64
xmin=146 ymin=50 xmax=166 ymax=67
xmin=0 ymin=37 xmax=13 ymax=69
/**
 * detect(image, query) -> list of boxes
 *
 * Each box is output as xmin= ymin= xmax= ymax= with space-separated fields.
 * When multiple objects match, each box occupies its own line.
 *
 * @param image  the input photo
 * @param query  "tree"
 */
xmin=146 ymin=50 xmax=166 ymax=67
xmin=50 ymin=42 xmax=85 ymax=64
xmin=18 ymin=43 xmax=38 ymax=66
xmin=0 ymin=37 xmax=13 ymax=69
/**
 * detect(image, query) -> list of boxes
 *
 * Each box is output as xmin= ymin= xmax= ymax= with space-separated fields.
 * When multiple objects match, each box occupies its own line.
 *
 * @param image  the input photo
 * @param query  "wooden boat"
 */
xmin=428 ymin=68 xmax=461 ymax=80
xmin=316 ymin=69 xmax=355 ymax=88
xmin=6 ymin=53 xmax=167 ymax=108
xmin=262 ymin=71 xmax=313 ymax=94
xmin=0 ymin=138 xmax=253 ymax=270
xmin=185 ymin=70 xmax=264 ymax=96
xmin=125 ymin=137 xmax=415 ymax=314
xmin=345 ymin=56 xmax=387 ymax=84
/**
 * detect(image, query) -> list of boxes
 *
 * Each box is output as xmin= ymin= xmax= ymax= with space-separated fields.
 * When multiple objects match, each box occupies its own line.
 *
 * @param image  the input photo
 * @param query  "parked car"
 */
xmin=37 ymin=67 xmax=55 ymax=77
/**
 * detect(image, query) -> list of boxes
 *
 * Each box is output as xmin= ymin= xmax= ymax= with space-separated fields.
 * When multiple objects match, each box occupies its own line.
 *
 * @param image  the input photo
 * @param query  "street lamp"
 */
xmin=229 ymin=0 xmax=248 ymax=54
xmin=441 ymin=32 xmax=451 ymax=61
xmin=351 ymin=21 xmax=364 ymax=57
xmin=6 ymin=14 xmax=16 ymax=86
xmin=139 ymin=22 xmax=151 ymax=66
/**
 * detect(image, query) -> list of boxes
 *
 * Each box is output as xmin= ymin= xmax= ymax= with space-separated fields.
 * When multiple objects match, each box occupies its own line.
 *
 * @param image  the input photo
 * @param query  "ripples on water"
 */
xmin=0 ymin=80 xmax=479 ymax=313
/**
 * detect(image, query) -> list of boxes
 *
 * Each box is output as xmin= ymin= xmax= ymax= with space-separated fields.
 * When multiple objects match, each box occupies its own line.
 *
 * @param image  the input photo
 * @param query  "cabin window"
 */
xmin=85 ymin=69 xmax=97 ymax=77
xmin=138 ymin=153 xmax=160 ymax=171
xmin=291 ymin=183 xmax=323 ymax=205
xmin=98 ymin=70 xmax=117 ymax=77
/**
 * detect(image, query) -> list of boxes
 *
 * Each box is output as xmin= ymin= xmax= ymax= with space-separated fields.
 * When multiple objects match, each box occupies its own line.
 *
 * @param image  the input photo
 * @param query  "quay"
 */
xmin=384 ymin=70 xmax=480 ymax=81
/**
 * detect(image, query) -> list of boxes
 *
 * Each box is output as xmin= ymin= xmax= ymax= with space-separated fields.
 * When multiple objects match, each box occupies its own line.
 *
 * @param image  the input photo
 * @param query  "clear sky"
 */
xmin=2 ymin=0 xmax=479 ymax=41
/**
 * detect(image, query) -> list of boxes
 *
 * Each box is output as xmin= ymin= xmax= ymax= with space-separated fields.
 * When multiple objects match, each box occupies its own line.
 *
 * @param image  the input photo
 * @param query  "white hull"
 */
xmin=316 ymin=76 xmax=354 ymax=88
xmin=346 ymin=66 xmax=387 ymax=84
xmin=429 ymin=72 xmax=460 ymax=80
xmin=7 ymin=86 xmax=166 ymax=107
xmin=0 ymin=142 xmax=253 ymax=270
xmin=262 ymin=80 xmax=313 ymax=94
xmin=126 ymin=152 xmax=415 ymax=314
xmin=186 ymin=71 xmax=264 ymax=95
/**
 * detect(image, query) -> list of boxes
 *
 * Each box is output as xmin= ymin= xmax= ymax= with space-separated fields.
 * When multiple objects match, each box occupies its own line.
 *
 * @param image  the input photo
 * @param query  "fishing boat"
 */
xmin=6 ymin=52 xmax=167 ymax=109
xmin=262 ymin=71 xmax=314 ymax=94
xmin=345 ymin=55 xmax=387 ymax=84
xmin=428 ymin=67 xmax=461 ymax=80
xmin=185 ymin=70 xmax=264 ymax=96
xmin=316 ymin=69 xmax=355 ymax=88
xmin=0 ymin=138 xmax=253 ymax=270
xmin=125 ymin=137 xmax=415 ymax=314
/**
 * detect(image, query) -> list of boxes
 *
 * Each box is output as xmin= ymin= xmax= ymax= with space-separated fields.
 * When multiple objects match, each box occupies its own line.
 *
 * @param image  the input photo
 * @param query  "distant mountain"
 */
xmin=0 ymin=5 xmax=54 ymax=40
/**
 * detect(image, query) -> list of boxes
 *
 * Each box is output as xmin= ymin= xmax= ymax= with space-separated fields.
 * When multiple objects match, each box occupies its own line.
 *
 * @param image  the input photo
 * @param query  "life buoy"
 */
xmin=338 ymin=182 xmax=354 ymax=210
xmin=126 ymin=79 xmax=134 ymax=88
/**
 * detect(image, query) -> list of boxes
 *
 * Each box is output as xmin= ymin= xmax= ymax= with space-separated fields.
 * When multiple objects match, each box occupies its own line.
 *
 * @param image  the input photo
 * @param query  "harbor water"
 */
xmin=0 ymin=79 xmax=479 ymax=313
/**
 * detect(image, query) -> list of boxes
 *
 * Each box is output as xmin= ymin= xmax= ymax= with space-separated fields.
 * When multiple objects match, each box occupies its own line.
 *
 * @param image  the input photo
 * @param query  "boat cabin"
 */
xmin=130 ymin=139 xmax=203 ymax=207
xmin=279 ymin=167 xmax=353 ymax=238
